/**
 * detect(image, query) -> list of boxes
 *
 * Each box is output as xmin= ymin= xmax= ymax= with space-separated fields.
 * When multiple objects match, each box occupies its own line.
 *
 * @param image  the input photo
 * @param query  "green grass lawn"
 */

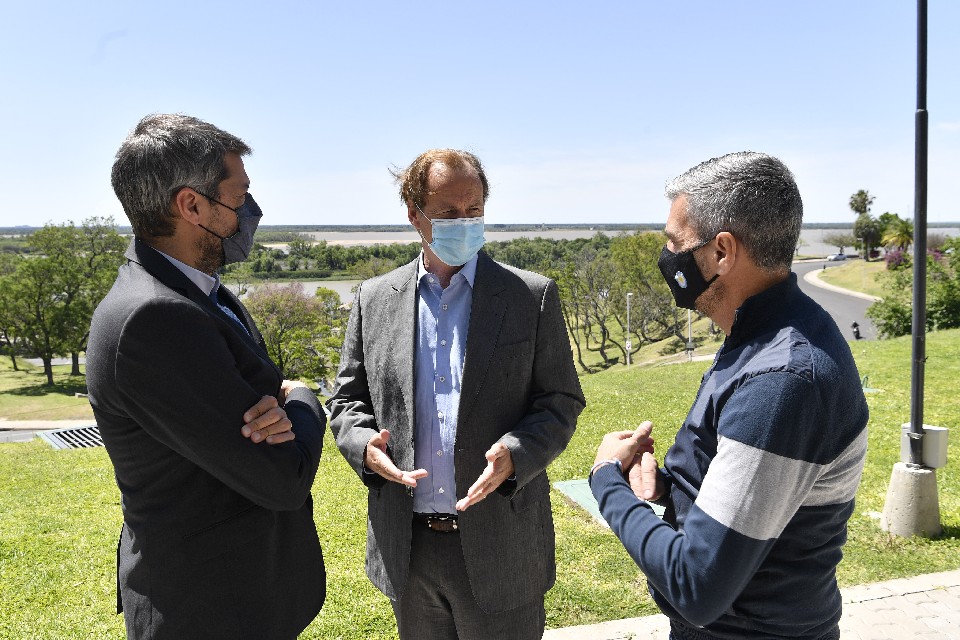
xmin=1 ymin=330 xmax=959 ymax=638
xmin=818 ymin=259 xmax=887 ymax=299
xmin=0 ymin=361 xmax=94 ymax=421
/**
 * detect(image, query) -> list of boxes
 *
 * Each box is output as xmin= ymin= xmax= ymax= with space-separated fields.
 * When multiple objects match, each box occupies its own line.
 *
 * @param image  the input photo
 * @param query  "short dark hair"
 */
xmin=665 ymin=151 xmax=803 ymax=271
xmin=111 ymin=114 xmax=251 ymax=238
xmin=391 ymin=149 xmax=489 ymax=209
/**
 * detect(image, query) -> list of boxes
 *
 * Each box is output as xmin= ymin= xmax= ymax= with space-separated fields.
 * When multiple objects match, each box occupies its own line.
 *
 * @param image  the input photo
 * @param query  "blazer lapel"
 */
xmin=126 ymin=238 xmax=279 ymax=377
xmin=381 ymin=260 xmax=419 ymax=439
xmin=458 ymin=252 xmax=507 ymax=422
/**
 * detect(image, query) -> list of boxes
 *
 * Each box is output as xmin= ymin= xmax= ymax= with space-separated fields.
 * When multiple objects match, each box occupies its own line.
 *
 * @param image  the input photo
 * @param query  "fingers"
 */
xmin=639 ymin=452 xmax=661 ymax=500
xmin=368 ymin=429 xmax=390 ymax=451
xmin=364 ymin=430 xmax=427 ymax=487
xmin=457 ymin=447 xmax=515 ymax=512
xmin=632 ymin=421 xmax=654 ymax=441
xmin=243 ymin=395 xmax=278 ymax=424
xmin=241 ymin=403 xmax=293 ymax=443
xmin=264 ymin=430 xmax=296 ymax=445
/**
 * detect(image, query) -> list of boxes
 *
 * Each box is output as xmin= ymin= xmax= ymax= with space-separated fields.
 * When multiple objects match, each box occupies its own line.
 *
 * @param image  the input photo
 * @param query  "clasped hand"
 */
xmin=594 ymin=421 xmax=664 ymax=501
xmin=239 ymin=380 xmax=307 ymax=445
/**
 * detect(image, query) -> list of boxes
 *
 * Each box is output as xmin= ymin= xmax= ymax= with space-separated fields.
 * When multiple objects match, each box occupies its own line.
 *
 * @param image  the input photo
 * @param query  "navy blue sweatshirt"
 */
xmin=592 ymin=274 xmax=868 ymax=639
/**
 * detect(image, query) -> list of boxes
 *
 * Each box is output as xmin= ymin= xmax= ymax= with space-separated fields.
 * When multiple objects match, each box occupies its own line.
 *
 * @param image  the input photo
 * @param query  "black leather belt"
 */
xmin=413 ymin=513 xmax=459 ymax=533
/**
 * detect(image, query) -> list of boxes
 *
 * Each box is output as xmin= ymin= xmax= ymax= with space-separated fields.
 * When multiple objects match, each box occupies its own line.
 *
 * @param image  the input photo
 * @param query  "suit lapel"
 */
xmin=381 ymin=260 xmax=419 ymax=437
xmin=458 ymin=252 xmax=507 ymax=422
xmin=126 ymin=238 xmax=279 ymax=376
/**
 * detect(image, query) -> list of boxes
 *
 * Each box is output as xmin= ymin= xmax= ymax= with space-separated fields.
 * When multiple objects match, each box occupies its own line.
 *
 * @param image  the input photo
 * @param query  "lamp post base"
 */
xmin=880 ymin=462 xmax=941 ymax=538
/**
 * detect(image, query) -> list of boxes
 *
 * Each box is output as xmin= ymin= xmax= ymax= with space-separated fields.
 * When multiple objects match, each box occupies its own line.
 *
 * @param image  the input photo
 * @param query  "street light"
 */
xmin=626 ymin=293 xmax=633 ymax=366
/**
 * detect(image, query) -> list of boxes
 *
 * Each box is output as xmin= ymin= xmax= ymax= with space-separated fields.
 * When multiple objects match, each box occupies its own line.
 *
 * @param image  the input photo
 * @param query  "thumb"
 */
xmin=369 ymin=429 xmax=390 ymax=450
xmin=632 ymin=421 xmax=653 ymax=441
xmin=485 ymin=442 xmax=506 ymax=462
xmin=640 ymin=451 xmax=659 ymax=500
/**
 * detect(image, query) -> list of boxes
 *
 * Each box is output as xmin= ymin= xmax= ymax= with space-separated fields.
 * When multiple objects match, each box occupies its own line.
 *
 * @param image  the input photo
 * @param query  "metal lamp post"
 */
xmin=880 ymin=0 xmax=946 ymax=538
xmin=626 ymin=293 xmax=633 ymax=366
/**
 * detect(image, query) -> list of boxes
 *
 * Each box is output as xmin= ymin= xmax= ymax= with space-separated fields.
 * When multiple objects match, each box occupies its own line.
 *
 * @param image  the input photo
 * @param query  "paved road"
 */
xmin=794 ymin=260 xmax=878 ymax=341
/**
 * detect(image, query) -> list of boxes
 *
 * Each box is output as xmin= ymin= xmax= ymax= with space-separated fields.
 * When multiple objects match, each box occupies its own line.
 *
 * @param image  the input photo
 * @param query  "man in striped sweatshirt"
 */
xmin=591 ymin=152 xmax=869 ymax=640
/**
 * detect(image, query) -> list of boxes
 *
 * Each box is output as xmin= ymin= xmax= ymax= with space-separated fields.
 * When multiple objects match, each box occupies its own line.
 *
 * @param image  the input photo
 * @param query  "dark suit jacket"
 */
xmin=327 ymin=252 xmax=585 ymax=613
xmin=86 ymin=239 xmax=326 ymax=640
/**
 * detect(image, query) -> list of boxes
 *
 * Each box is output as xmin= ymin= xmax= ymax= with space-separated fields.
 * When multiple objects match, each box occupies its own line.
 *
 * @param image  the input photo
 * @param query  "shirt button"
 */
xmin=428 ymin=277 xmax=434 ymax=283
xmin=438 ymin=487 xmax=445 ymax=494
xmin=438 ymin=412 xmax=444 ymax=420
xmin=440 ymin=339 xmax=447 ymax=346
xmin=442 ymin=304 xmax=448 ymax=311
xmin=437 ymin=450 xmax=443 ymax=456
xmin=439 ymin=376 xmax=445 ymax=382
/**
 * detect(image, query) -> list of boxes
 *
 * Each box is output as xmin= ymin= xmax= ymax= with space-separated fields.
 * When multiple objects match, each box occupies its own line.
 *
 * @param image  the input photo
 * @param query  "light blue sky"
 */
xmin=2 ymin=1 xmax=958 ymax=228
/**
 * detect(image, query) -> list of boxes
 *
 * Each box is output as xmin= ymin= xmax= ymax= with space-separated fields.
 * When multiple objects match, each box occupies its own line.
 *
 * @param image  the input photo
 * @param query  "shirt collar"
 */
xmin=416 ymin=252 xmax=478 ymax=289
xmin=155 ymin=249 xmax=218 ymax=297
xmin=726 ymin=272 xmax=800 ymax=349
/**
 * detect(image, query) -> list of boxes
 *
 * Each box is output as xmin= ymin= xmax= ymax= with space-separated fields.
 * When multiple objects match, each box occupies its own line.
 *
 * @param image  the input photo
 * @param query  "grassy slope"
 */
xmin=1 ymin=331 xmax=959 ymax=638
xmin=0 ymin=362 xmax=93 ymax=421
xmin=818 ymin=259 xmax=887 ymax=299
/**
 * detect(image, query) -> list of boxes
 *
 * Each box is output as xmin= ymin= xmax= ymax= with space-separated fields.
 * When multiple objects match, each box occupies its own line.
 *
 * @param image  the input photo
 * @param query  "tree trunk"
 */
xmin=43 ymin=357 xmax=54 ymax=386
xmin=7 ymin=352 xmax=17 ymax=371
xmin=71 ymin=351 xmax=81 ymax=376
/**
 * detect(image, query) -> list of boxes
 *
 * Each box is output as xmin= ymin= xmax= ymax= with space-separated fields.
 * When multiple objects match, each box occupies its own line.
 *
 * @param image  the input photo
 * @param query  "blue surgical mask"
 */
xmin=415 ymin=204 xmax=485 ymax=267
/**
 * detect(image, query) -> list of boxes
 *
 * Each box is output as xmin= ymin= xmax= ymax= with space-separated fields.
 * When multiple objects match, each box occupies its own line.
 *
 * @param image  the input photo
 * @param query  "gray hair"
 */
xmin=111 ymin=114 xmax=251 ymax=239
xmin=665 ymin=151 xmax=802 ymax=271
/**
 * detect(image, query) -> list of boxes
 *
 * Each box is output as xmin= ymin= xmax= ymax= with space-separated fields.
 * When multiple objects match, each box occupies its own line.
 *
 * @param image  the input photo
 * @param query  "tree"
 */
xmin=1 ymin=218 xmax=124 ymax=384
xmin=609 ymin=231 xmax=686 ymax=348
xmin=3 ymin=254 xmax=72 ymax=385
xmin=867 ymin=238 xmax=960 ymax=337
xmin=286 ymin=234 xmax=313 ymax=258
xmin=244 ymin=283 xmax=345 ymax=384
xmin=848 ymin=190 xmax=875 ymax=217
xmin=223 ymin=261 xmax=254 ymax=296
xmin=822 ymin=232 xmax=857 ymax=255
xmin=0 ymin=254 xmax=21 ymax=370
xmin=880 ymin=215 xmax=914 ymax=251
xmin=853 ymin=214 xmax=883 ymax=261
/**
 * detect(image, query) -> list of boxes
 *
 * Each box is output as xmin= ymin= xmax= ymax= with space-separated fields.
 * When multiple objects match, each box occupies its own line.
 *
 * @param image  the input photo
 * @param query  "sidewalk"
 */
xmin=0 ymin=419 xmax=95 ymax=443
xmin=544 ymin=569 xmax=960 ymax=639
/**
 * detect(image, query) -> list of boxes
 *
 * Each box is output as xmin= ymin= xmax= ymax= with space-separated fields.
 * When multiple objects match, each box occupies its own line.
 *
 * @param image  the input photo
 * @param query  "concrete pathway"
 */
xmin=544 ymin=569 xmax=960 ymax=639
xmin=0 ymin=419 xmax=95 ymax=443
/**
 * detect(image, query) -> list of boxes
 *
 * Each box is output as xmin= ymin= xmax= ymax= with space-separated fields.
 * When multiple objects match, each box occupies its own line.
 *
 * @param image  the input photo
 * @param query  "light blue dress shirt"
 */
xmin=412 ymin=253 xmax=478 ymax=514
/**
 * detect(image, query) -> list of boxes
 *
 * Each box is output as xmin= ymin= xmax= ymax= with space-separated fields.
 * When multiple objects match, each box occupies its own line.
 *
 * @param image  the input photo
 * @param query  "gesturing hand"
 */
xmin=628 ymin=451 xmax=665 ymax=502
xmin=241 ymin=395 xmax=294 ymax=445
xmin=456 ymin=443 xmax=514 ymax=512
xmin=593 ymin=421 xmax=655 ymax=470
xmin=364 ymin=429 xmax=429 ymax=487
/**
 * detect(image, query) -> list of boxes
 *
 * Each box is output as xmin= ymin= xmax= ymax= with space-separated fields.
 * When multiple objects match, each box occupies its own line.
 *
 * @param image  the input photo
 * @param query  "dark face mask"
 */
xmin=198 ymin=193 xmax=262 ymax=265
xmin=657 ymin=237 xmax=718 ymax=310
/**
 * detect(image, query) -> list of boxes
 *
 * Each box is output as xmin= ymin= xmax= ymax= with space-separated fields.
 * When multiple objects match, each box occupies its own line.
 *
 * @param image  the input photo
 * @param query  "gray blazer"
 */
xmin=86 ymin=239 xmax=326 ymax=639
xmin=327 ymin=252 xmax=585 ymax=613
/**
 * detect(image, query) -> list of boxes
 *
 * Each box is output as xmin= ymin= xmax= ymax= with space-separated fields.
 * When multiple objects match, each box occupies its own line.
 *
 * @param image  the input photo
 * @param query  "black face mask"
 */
xmin=657 ymin=237 xmax=719 ymax=310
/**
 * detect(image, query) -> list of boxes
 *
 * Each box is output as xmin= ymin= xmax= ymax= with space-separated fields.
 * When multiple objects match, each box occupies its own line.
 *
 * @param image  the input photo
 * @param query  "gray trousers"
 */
xmin=390 ymin=524 xmax=546 ymax=640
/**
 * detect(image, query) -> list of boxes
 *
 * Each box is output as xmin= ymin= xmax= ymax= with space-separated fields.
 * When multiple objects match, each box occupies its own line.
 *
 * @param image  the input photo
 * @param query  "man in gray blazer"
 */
xmin=86 ymin=114 xmax=326 ymax=639
xmin=327 ymin=149 xmax=585 ymax=640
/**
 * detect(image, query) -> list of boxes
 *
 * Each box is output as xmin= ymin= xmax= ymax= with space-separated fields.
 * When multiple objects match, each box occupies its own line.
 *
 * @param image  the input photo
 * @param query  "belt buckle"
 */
xmin=426 ymin=515 xmax=458 ymax=532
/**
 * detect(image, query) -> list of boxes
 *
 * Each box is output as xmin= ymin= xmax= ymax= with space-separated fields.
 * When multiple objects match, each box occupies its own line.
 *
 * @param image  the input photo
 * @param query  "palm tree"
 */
xmin=849 ymin=190 xmax=875 ymax=216
xmin=881 ymin=216 xmax=914 ymax=251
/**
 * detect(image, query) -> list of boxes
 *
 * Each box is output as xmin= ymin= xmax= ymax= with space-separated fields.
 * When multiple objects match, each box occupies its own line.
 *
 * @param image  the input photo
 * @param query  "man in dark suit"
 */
xmin=327 ymin=149 xmax=585 ymax=640
xmin=86 ymin=114 xmax=326 ymax=639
